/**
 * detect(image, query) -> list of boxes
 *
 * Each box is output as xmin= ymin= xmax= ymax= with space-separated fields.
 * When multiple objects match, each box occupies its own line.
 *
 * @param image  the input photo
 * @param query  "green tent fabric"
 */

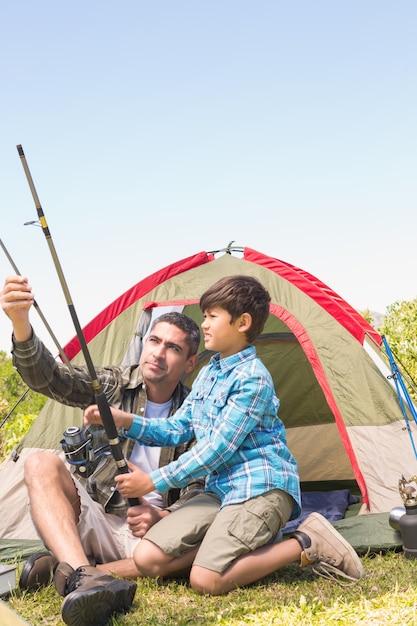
xmin=0 ymin=540 xmax=45 ymax=563
xmin=1 ymin=245 xmax=416 ymax=559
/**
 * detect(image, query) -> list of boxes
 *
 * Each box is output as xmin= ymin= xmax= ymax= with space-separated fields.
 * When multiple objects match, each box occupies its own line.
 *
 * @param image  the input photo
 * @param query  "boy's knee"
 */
xmin=134 ymin=560 xmax=158 ymax=578
xmin=189 ymin=566 xmax=222 ymax=595
xmin=133 ymin=540 xmax=164 ymax=578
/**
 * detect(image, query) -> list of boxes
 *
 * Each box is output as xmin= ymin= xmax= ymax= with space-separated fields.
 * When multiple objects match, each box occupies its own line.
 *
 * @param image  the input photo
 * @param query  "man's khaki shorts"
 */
xmin=144 ymin=489 xmax=294 ymax=574
xmin=75 ymin=478 xmax=140 ymax=564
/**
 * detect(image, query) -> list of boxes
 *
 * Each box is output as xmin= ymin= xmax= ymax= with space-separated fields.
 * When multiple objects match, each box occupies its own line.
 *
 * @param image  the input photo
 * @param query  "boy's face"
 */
xmin=201 ymin=307 xmax=249 ymax=358
xmin=139 ymin=321 xmax=196 ymax=387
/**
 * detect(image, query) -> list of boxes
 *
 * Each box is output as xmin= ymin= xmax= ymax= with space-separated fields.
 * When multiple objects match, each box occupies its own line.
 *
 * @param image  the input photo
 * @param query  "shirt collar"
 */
xmin=209 ymin=345 xmax=256 ymax=373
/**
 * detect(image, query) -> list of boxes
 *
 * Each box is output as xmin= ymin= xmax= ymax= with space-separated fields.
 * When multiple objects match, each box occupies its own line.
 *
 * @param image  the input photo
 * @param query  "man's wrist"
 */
xmin=12 ymin=323 xmax=33 ymax=343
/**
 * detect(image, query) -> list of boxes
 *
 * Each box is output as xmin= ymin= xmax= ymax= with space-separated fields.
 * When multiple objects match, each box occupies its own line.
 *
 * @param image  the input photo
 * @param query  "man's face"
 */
xmin=139 ymin=321 xmax=197 ymax=388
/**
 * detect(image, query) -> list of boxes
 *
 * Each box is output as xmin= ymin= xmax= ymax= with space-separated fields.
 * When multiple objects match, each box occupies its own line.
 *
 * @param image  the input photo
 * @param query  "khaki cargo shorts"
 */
xmin=75 ymin=477 xmax=140 ymax=564
xmin=144 ymin=489 xmax=294 ymax=573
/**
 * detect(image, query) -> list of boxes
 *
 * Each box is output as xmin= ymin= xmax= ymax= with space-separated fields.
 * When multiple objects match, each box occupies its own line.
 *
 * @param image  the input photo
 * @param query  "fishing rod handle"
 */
xmin=95 ymin=392 xmax=140 ymax=506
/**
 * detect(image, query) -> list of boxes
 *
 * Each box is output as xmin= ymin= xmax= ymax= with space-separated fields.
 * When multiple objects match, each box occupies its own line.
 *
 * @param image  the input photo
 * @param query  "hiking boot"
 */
xmin=54 ymin=562 xmax=75 ymax=596
xmin=19 ymin=551 xmax=58 ymax=590
xmin=293 ymin=512 xmax=363 ymax=584
xmin=60 ymin=565 xmax=137 ymax=626
xmin=54 ymin=558 xmax=98 ymax=596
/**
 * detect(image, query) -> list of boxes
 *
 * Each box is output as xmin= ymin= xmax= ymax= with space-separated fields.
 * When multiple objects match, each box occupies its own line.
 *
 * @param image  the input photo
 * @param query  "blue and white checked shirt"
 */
xmin=125 ymin=345 xmax=301 ymax=519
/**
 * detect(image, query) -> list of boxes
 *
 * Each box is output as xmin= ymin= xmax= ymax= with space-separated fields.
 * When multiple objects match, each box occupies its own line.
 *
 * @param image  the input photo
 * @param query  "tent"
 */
xmin=1 ymin=244 xmax=416 ymax=558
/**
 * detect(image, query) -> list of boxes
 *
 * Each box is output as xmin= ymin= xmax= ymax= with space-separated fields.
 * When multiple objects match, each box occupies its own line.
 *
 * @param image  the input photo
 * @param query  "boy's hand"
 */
xmin=84 ymin=404 xmax=133 ymax=430
xmin=115 ymin=460 xmax=156 ymax=499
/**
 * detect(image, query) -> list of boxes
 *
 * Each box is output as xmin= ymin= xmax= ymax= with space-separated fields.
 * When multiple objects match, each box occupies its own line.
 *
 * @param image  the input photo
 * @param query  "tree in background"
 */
xmin=379 ymin=297 xmax=417 ymax=400
xmin=0 ymin=350 xmax=47 ymax=460
xmin=361 ymin=308 xmax=374 ymax=325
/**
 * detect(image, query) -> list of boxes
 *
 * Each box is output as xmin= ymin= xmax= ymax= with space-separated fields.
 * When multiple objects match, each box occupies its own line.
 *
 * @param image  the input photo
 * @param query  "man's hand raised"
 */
xmin=0 ymin=275 xmax=34 ymax=341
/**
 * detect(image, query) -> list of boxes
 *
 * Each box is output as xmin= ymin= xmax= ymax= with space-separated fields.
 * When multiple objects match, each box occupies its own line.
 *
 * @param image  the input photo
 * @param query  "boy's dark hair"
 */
xmin=199 ymin=275 xmax=271 ymax=343
xmin=151 ymin=312 xmax=201 ymax=357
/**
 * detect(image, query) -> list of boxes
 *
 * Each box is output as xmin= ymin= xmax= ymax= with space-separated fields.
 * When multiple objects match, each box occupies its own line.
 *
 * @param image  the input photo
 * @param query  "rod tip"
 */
xmin=16 ymin=145 xmax=24 ymax=156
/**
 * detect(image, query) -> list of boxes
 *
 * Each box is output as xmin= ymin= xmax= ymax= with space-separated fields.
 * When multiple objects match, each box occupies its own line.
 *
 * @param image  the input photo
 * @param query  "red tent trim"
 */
xmin=64 ymin=251 xmax=211 ymax=360
xmin=243 ymin=247 xmax=381 ymax=347
xmin=143 ymin=299 xmax=200 ymax=310
xmin=270 ymin=301 xmax=369 ymax=506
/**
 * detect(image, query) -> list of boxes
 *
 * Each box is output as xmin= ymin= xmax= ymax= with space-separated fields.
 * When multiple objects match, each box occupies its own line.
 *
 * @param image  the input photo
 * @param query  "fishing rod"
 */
xmin=0 ymin=387 xmax=30 ymax=429
xmin=16 ymin=144 xmax=139 ymax=505
xmin=0 ymin=238 xmax=74 ymax=372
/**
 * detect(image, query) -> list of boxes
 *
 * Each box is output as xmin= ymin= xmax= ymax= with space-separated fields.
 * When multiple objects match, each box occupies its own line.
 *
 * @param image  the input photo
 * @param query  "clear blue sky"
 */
xmin=1 ymin=1 xmax=416 ymax=354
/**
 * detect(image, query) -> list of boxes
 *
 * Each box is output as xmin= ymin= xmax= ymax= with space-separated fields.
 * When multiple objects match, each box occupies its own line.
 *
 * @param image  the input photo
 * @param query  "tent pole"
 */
xmin=382 ymin=335 xmax=417 ymax=460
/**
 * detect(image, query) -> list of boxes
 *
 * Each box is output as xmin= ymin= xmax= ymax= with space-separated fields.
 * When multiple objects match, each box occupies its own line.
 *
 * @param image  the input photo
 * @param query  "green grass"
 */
xmin=5 ymin=551 xmax=417 ymax=625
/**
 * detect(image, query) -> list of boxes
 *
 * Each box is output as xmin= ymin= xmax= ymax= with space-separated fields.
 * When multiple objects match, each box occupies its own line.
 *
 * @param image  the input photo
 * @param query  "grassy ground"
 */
xmin=5 ymin=550 xmax=417 ymax=625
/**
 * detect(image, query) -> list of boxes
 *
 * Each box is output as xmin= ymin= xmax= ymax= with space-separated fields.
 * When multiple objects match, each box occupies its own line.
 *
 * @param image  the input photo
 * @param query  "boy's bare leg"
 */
xmin=189 ymin=539 xmax=301 ymax=595
xmin=133 ymin=536 xmax=300 ymax=594
xmin=189 ymin=513 xmax=364 ymax=595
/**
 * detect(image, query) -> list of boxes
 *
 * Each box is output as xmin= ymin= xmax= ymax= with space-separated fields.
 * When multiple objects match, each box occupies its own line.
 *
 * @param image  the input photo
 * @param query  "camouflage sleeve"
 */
xmin=11 ymin=331 xmax=134 ymax=409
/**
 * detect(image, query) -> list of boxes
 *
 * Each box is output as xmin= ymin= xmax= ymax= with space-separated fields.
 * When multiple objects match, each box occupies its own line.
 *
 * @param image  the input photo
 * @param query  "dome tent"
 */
xmin=0 ymin=244 xmax=415 ymax=557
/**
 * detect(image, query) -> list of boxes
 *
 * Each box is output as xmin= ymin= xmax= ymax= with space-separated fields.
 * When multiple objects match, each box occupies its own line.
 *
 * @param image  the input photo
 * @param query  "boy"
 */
xmin=84 ymin=275 xmax=363 ymax=595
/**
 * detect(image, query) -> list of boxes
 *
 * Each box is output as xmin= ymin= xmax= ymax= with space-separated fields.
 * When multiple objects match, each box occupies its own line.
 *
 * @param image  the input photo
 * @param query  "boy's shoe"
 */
xmin=19 ymin=552 xmax=58 ymax=590
xmin=293 ymin=512 xmax=363 ymax=584
xmin=60 ymin=565 xmax=137 ymax=626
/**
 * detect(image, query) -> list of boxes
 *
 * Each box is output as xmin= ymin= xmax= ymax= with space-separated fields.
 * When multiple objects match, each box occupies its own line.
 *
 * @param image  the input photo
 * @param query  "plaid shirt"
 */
xmin=125 ymin=345 xmax=301 ymax=519
xmin=11 ymin=332 xmax=204 ymax=515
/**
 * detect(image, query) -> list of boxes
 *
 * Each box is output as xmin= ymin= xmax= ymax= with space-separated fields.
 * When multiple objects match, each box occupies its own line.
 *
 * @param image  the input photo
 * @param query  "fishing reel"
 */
xmin=61 ymin=426 xmax=111 ymax=476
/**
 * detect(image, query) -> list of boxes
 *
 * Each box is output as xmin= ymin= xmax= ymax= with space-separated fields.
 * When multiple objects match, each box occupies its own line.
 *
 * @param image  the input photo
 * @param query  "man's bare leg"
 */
xmin=25 ymin=452 xmax=144 ymax=579
xmin=96 ymin=559 xmax=139 ymax=578
xmin=24 ymin=451 xmax=138 ymax=626
xmin=24 ymin=451 xmax=90 ymax=570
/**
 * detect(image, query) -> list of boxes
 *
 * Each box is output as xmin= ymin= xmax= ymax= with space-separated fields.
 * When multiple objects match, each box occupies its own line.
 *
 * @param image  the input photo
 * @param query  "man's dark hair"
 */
xmin=151 ymin=312 xmax=201 ymax=357
xmin=199 ymin=275 xmax=271 ymax=343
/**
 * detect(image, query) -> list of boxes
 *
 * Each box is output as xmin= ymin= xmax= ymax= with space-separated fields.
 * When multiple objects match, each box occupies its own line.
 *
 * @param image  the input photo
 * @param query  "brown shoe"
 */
xmin=293 ymin=512 xmax=363 ymax=584
xmin=60 ymin=565 xmax=137 ymax=626
xmin=54 ymin=562 xmax=75 ymax=596
xmin=19 ymin=552 xmax=58 ymax=590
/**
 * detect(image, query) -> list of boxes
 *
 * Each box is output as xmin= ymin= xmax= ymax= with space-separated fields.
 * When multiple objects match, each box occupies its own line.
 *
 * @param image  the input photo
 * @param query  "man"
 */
xmin=0 ymin=274 xmax=202 ymax=626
